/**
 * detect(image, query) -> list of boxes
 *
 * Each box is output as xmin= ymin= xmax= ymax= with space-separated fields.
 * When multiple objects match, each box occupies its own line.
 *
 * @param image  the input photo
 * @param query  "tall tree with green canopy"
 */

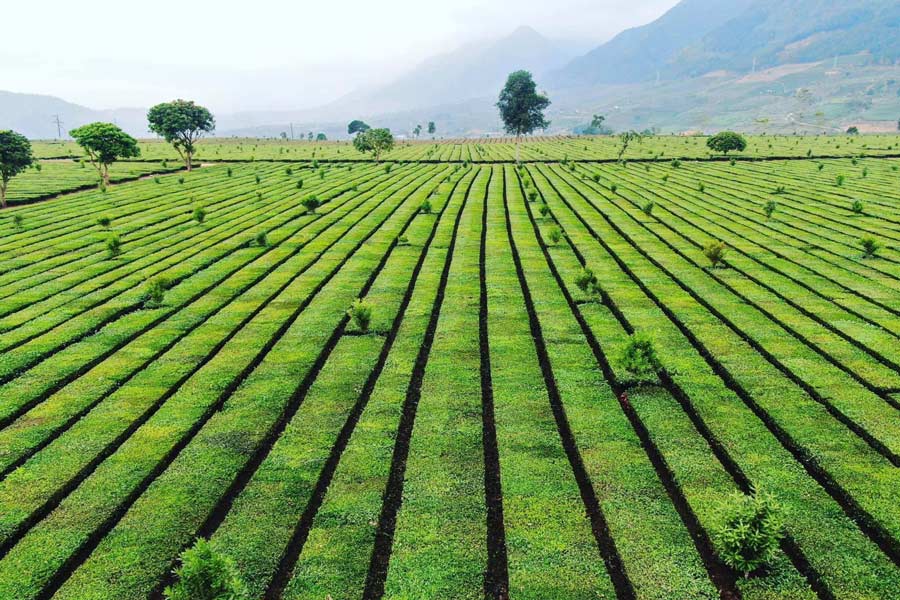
xmin=428 ymin=121 xmax=436 ymax=136
xmin=0 ymin=130 xmax=34 ymax=209
xmin=496 ymin=70 xmax=550 ymax=162
xmin=348 ymin=120 xmax=370 ymax=136
xmin=413 ymin=124 xmax=422 ymax=138
xmin=147 ymin=100 xmax=215 ymax=171
xmin=69 ymin=122 xmax=140 ymax=186
xmin=707 ymin=131 xmax=747 ymax=155
xmin=353 ymin=128 xmax=395 ymax=162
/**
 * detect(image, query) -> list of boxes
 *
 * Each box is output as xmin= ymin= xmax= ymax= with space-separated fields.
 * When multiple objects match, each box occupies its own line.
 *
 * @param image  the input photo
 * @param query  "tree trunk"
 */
xmin=0 ymin=183 xmax=6 ymax=209
xmin=186 ymin=151 xmax=193 ymax=172
xmin=103 ymin=165 xmax=111 ymax=187
xmin=516 ymin=135 xmax=521 ymax=164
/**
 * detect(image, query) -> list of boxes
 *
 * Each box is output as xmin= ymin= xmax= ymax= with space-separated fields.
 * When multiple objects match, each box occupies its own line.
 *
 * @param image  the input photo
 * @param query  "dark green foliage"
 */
xmin=619 ymin=332 xmax=662 ymax=384
xmin=715 ymin=490 xmax=784 ymax=578
xmin=575 ymin=267 xmax=599 ymax=295
xmin=301 ymin=195 xmax=321 ymax=213
xmin=285 ymin=167 xmax=293 ymax=176
xmin=527 ymin=190 xmax=538 ymax=202
xmin=68 ymin=122 xmax=140 ymax=186
xmin=763 ymin=201 xmax=777 ymax=219
xmin=707 ymin=132 xmax=747 ymax=155
xmin=851 ymin=199 xmax=864 ymax=214
xmin=353 ymin=129 xmax=395 ymax=162
xmin=106 ymin=233 xmax=122 ymax=258
xmin=547 ymin=226 xmax=562 ymax=245
xmin=703 ymin=240 xmax=727 ymax=268
xmin=496 ymin=70 xmax=550 ymax=138
xmin=12 ymin=214 xmax=23 ymax=229
xmin=255 ymin=174 xmax=261 ymax=185
xmin=860 ymin=237 xmax=881 ymax=258
xmin=226 ymin=167 xmax=233 ymax=177
xmin=147 ymin=100 xmax=215 ymax=171
xmin=97 ymin=216 xmax=111 ymax=228
xmin=144 ymin=277 xmax=170 ymax=308
xmin=193 ymin=205 xmax=206 ymax=224
xmin=163 ymin=539 xmax=246 ymax=600
xmin=0 ymin=130 xmax=33 ymax=209
xmin=836 ymin=174 xmax=846 ymax=186
xmin=538 ymin=204 xmax=551 ymax=217
xmin=347 ymin=298 xmax=372 ymax=333
xmin=419 ymin=199 xmax=432 ymax=214
xmin=296 ymin=179 xmax=304 ymax=189
xmin=254 ymin=231 xmax=268 ymax=247
xmin=347 ymin=120 xmax=370 ymax=135
xmin=642 ymin=201 xmax=654 ymax=216
xmin=178 ymin=176 xmax=185 ymax=184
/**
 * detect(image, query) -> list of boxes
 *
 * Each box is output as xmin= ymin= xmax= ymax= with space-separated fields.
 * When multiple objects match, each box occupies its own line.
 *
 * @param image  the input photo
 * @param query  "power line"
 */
xmin=51 ymin=114 xmax=64 ymax=139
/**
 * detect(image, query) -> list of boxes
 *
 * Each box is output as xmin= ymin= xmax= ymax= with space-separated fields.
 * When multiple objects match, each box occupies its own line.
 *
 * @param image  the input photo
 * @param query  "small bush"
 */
xmin=860 ymin=237 xmax=881 ymax=258
xmin=592 ymin=173 xmax=601 ymax=183
xmin=254 ymin=231 xmax=268 ymax=247
xmin=772 ymin=186 xmax=785 ymax=195
xmin=154 ymin=177 xmax=161 ymax=184
xmin=285 ymin=167 xmax=293 ymax=176
xmin=817 ymin=163 xmax=824 ymax=172
xmin=420 ymin=199 xmax=432 ymax=214
xmin=226 ymin=167 xmax=233 ymax=177
xmin=835 ymin=174 xmax=845 ymax=187
xmin=642 ymin=201 xmax=654 ymax=216
xmin=106 ymin=234 xmax=122 ymax=258
xmin=619 ymin=332 xmax=662 ymax=384
xmin=575 ymin=267 xmax=599 ymax=296
xmin=296 ymin=179 xmax=304 ymax=189
xmin=96 ymin=216 xmax=111 ymax=228
xmin=527 ymin=190 xmax=538 ymax=202
xmin=763 ymin=201 xmax=776 ymax=219
xmin=178 ymin=176 xmax=185 ymax=185
xmin=703 ymin=240 xmax=727 ymax=268
xmin=851 ymin=199 xmax=864 ymax=214
xmin=348 ymin=299 xmax=372 ymax=332
xmin=547 ymin=227 xmax=562 ymax=245
xmin=610 ymin=183 xmax=618 ymax=193
xmin=384 ymin=163 xmax=393 ymax=174
xmin=715 ymin=489 xmax=784 ymax=579
xmin=12 ymin=214 xmax=23 ymax=229
xmin=164 ymin=539 xmax=246 ymax=600
xmin=539 ymin=204 xmax=551 ymax=218
xmin=397 ymin=235 xmax=410 ymax=246
xmin=193 ymin=205 xmax=206 ymax=224
xmin=255 ymin=174 xmax=261 ymax=185
xmin=301 ymin=195 xmax=321 ymax=213
xmin=144 ymin=277 xmax=169 ymax=307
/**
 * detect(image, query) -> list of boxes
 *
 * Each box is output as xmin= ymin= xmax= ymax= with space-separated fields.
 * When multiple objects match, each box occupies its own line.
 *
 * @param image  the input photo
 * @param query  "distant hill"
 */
xmin=0 ymin=91 xmax=149 ymax=139
xmin=323 ymin=26 xmax=579 ymax=118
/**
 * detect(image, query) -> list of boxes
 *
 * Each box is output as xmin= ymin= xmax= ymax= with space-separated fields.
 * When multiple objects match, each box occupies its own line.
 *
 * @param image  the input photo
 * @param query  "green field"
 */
xmin=0 ymin=143 xmax=898 ymax=599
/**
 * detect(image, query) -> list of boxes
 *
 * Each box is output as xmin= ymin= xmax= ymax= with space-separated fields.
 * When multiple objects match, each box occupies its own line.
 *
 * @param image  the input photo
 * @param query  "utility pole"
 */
xmin=51 ymin=114 xmax=64 ymax=139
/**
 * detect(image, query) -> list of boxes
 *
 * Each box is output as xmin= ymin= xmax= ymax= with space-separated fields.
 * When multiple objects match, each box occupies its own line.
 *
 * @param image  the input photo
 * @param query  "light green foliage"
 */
xmin=860 ymin=237 xmax=881 ymax=258
xmin=0 ymin=130 xmax=34 ymax=208
xmin=703 ymin=240 xmax=727 ymax=268
xmin=69 ymin=122 xmax=140 ymax=185
xmin=106 ymin=233 xmax=122 ymax=257
xmin=353 ymin=129 xmax=395 ymax=162
xmin=714 ymin=490 xmax=784 ymax=578
xmin=147 ymin=100 xmax=215 ymax=171
xmin=164 ymin=539 xmax=246 ymax=600
xmin=347 ymin=298 xmax=372 ymax=332
xmin=619 ymin=332 xmax=663 ymax=384
xmin=301 ymin=194 xmax=321 ymax=213
xmin=706 ymin=131 xmax=747 ymax=155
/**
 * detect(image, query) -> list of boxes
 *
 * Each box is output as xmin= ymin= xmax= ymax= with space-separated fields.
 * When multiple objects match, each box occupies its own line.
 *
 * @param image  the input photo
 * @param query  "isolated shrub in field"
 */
xmin=164 ymin=539 xmax=246 ymax=600
xmin=547 ymin=226 xmax=562 ymax=245
xmin=851 ymin=199 xmax=864 ymax=214
xmin=703 ymin=240 xmax=727 ymax=268
xmin=162 ymin=160 xmax=168 ymax=168
xmin=296 ymin=179 xmax=304 ymax=189
xmin=835 ymin=174 xmax=845 ymax=187
xmin=698 ymin=182 xmax=705 ymax=193
xmin=610 ymin=183 xmax=618 ymax=193
xmin=384 ymin=163 xmax=393 ymax=174
xmin=619 ymin=332 xmax=662 ymax=384
xmin=347 ymin=299 xmax=372 ymax=332
xmin=254 ymin=231 xmax=268 ymax=247
xmin=144 ymin=277 xmax=169 ymax=307
xmin=12 ymin=214 xmax=23 ymax=229
xmin=193 ymin=205 xmax=206 ymax=224
xmin=97 ymin=216 xmax=111 ymax=228
xmin=154 ymin=177 xmax=161 ymax=184
xmin=397 ymin=234 xmax=410 ymax=246
xmin=178 ymin=176 xmax=185 ymax=184
xmin=642 ymin=201 xmax=654 ymax=216
xmin=714 ymin=490 xmax=784 ymax=579
xmin=592 ymin=173 xmax=601 ymax=183
xmin=419 ymin=199 xmax=432 ymax=214
xmin=285 ymin=167 xmax=293 ymax=176
xmin=106 ymin=234 xmax=122 ymax=258
xmin=301 ymin=195 xmax=321 ymax=213
xmin=817 ymin=163 xmax=824 ymax=171
xmin=527 ymin=190 xmax=538 ymax=202
xmin=763 ymin=201 xmax=777 ymax=219
xmin=772 ymin=186 xmax=785 ymax=195
xmin=318 ymin=168 xmax=325 ymax=180
xmin=575 ymin=267 xmax=599 ymax=297
xmin=860 ymin=237 xmax=881 ymax=258
xmin=539 ymin=204 xmax=551 ymax=218
xmin=226 ymin=167 xmax=233 ymax=177
xmin=256 ymin=191 xmax=262 ymax=201
xmin=255 ymin=174 xmax=261 ymax=185
xmin=671 ymin=159 xmax=681 ymax=168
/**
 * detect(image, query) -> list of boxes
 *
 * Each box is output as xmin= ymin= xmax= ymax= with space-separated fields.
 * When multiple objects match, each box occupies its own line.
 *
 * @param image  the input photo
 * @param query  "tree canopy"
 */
xmin=316 ymin=133 xmax=327 ymax=141
xmin=69 ymin=122 xmax=140 ymax=185
xmin=147 ymin=100 xmax=215 ymax=171
xmin=348 ymin=120 xmax=370 ymax=135
xmin=0 ymin=130 xmax=34 ymax=209
xmin=707 ymin=131 xmax=747 ymax=155
xmin=427 ymin=121 xmax=436 ymax=135
xmin=497 ymin=70 xmax=550 ymax=139
xmin=353 ymin=128 xmax=395 ymax=162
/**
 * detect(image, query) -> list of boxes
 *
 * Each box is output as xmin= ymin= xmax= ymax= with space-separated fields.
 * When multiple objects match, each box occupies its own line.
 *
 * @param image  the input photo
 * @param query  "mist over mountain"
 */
xmin=3 ymin=0 xmax=900 ymax=139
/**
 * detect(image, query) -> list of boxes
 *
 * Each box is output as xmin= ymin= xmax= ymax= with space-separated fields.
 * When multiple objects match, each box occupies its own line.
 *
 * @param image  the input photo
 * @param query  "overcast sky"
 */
xmin=2 ymin=0 xmax=679 ymax=113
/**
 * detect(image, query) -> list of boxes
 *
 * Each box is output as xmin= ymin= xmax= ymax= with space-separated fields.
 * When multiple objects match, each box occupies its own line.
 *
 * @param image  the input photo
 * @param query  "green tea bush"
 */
xmin=575 ymin=267 xmax=599 ymax=297
xmin=763 ymin=201 xmax=776 ymax=219
xmin=226 ymin=167 xmax=233 ymax=177
xmin=703 ymin=240 xmax=727 ymax=268
xmin=296 ymin=179 xmax=304 ymax=189
xmin=619 ymin=332 xmax=662 ymax=384
xmin=419 ymin=199 xmax=432 ymax=214
xmin=348 ymin=298 xmax=372 ymax=332
xmin=860 ymin=237 xmax=881 ymax=258
xmin=12 ymin=214 xmax=23 ymax=229
xmin=193 ymin=205 xmax=206 ymax=224
xmin=539 ymin=204 xmax=551 ymax=218
xmin=97 ymin=216 xmax=111 ymax=228
xmin=301 ymin=195 xmax=321 ymax=213
xmin=547 ymin=227 xmax=562 ymax=245
xmin=254 ymin=231 xmax=268 ymax=247
xmin=527 ymin=190 xmax=538 ymax=202
xmin=106 ymin=234 xmax=122 ymax=258
xmin=178 ymin=176 xmax=185 ymax=185
xmin=144 ymin=277 xmax=170 ymax=308
xmin=285 ymin=167 xmax=293 ymax=176
xmin=714 ymin=490 xmax=784 ymax=579
xmin=851 ymin=199 xmax=864 ymax=214
xmin=164 ymin=539 xmax=247 ymax=600
xmin=642 ymin=201 xmax=654 ymax=216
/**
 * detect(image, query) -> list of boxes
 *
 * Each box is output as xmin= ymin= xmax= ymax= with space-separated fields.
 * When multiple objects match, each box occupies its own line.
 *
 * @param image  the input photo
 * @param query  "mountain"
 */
xmin=0 ymin=91 xmax=149 ymax=139
xmin=324 ymin=26 xmax=579 ymax=118
xmin=549 ymin=0 xmax=755 ymax=87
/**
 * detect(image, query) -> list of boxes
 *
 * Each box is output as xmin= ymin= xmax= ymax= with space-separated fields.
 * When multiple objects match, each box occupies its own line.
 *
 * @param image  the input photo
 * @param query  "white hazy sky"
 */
xmin=2 ymin=0 xmax=679 ymax=113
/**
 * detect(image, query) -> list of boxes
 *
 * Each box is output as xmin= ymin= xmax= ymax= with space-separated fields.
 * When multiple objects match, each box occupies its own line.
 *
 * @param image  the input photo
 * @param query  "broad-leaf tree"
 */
xmin=617 ymin=130 xmax=643 ymax=162
xmin=413 ymin=124 xmax=422 ymax=138
xmin=69 ymin=122 xmax=140 ymax=186
xmin=147 ymin=100 xmax=215 ymax=171
xmin=0 ymin=130 xmax=33 ymax=209
xmin=348 ymin=120 xmax=370 ymax=136
xmin=316 ymin=133 xmax=327 ymax=141
xmin=707 ymin=131 xmax=747 ymax=155
xmin=496 ymin=70 xmax=550 ymax=162
xmin=427 ymin=121 xmax=436 ymax=136
xmin=353 ymin=128 xmax=395 ymax=162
